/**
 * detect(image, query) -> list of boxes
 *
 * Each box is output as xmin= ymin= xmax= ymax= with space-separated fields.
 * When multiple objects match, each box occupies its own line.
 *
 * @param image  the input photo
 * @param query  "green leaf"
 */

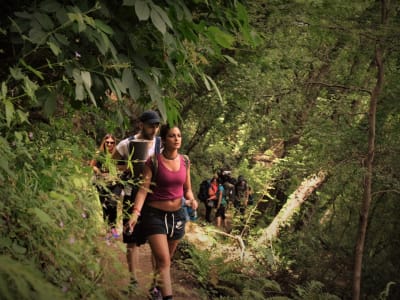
xmin=29 ymin=207 xmax=53 ymax=225
xmin=223 ymin=54 xmax=238 ymax=65
xmin=19 ymin=59 xmax=44 ymax=80
xmin=28 ymin=27 xmax=47 ymax=45
xmin=16 ymin=109 xmax=29 ymax=123
xmin=67 ymin=12 xmax=86 ymax=32
xmin=152 ymin=4 xmax=172 ymax=29
xmin=206 ymin=75 xmax=223 ymax=103
xmin=9 ymin=67 xmax=24 ymax=80
xmin=39 ymin=0 xmax=62 ymax=13
xmin=4 ymin=100 xmax=14 ymax=127
xmin=12 ymin=242 xmax=27 ymax=255
xmin=22 ymin=77 xmax=39 ymax=101
xmin=1 ymin=82 xmax=6 ymax=98
xmin=148 ymin=83 xmax=162 ymax=103
xmin=43 ymin=92 xmax=57 ymax=117
xmin=75 ymin=83 xmax=85 ymax=100
xmin=33 ymin=12 xmax=54 ymax=31
xmin=81 ymin=71 xmax=92 ymax=90
xmin=94 ymin=19 xmax=114 ymax=35
xmin=122 ymin=68 xmax=141 ymax=100
xmin=135 ymin=0 xmax=150 ymax=21
xmin=53 ymin=33 xmax=69 ymax=45
xmin=207 ymin=26 xmax=235 ymax=49
xmin=201 ymin=73 xmax=211 ymax=91
xmin=134 ymin=68 xmax=153 ymax=86
xmin=151 ymin=8 xmax=166 ymax=34
xmin=123 ymin=0 xmax=135 ymax=6
xmin=47 ymin=41 xmax=61 ymax=56
xmin=79 ymin=70 xmax=95 ymax=104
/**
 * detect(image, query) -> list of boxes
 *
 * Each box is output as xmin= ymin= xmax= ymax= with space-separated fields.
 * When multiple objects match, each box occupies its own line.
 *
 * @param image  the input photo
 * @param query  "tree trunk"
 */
xmin=352 ymin=46 xmax=383 ymax=300
xmin=255 ymin=171 xmax=327 ymax=246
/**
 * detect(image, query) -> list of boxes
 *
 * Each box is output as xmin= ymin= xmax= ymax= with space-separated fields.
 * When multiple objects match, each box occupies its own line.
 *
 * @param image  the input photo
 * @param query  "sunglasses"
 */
xmin=105 ymin=141 xmax=115 ymax=145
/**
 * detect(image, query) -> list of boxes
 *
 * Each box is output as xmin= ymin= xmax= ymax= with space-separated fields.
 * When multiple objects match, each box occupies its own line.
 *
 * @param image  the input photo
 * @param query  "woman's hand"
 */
xmin=126 ymin=213 xmax=138 ymax=234
xmin=188 ymin=199 xmax=199 ymax=210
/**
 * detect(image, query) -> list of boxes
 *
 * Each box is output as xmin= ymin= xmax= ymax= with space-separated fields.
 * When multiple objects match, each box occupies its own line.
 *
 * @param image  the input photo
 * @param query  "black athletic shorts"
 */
xmin=140 ymin=204 xmax=186 ymax=241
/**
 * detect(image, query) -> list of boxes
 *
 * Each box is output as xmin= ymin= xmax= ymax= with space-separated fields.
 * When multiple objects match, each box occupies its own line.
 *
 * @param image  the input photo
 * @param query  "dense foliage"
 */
xmin=1 ymin=0 xmax=400 ymax=299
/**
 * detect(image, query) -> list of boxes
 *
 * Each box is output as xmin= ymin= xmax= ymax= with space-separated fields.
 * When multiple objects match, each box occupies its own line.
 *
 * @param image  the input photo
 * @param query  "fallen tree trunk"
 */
xmin=255 ymin=171 xmax=327 ymax=246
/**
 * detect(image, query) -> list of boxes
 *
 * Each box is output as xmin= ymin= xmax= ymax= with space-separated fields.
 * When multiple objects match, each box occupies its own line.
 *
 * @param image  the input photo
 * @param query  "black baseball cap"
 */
xmin=139 ymin=110 xmax=160 ymax=124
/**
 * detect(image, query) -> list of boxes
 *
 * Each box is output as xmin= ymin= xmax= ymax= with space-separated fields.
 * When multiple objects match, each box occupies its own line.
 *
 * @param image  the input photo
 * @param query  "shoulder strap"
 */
xmin=127 ymin=135 xmax=136 ymax=158
xmin=151 ymin=154 xmax=159 ymax=181
xmin=182 ymin=154 xmax=190 ymax=167
xmin=155 ymin=136 xmax=161 ymax=154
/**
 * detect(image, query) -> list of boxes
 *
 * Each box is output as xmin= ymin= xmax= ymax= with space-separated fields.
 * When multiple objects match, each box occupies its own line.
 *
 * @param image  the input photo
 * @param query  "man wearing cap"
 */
xmin=113 ymin=110 xmax=161 ymax=292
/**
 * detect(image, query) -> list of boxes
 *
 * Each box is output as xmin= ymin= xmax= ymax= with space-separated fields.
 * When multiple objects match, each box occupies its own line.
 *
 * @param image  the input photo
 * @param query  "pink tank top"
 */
xmin=145 ymin=154 xmax=187 ymax=201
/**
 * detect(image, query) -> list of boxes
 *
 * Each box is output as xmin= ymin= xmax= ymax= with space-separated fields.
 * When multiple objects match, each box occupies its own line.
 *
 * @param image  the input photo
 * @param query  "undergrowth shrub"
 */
xmin=0 ymin=115 xmax=123 ymax=299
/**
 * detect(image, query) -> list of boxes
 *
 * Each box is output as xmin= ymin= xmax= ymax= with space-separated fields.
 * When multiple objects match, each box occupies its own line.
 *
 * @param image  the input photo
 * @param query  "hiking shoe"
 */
xmin=128 ymin=278 xmax=138 ymax=294
xmin=111 ymin=228 xmax=120 ymax=238
xmin=149 ymin=286 xmax=162 ymax=300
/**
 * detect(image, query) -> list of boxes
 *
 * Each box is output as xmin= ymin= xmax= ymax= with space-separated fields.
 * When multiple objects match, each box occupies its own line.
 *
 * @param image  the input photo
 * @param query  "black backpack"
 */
xmin=197 ymin=179 xmax=211 ymax=202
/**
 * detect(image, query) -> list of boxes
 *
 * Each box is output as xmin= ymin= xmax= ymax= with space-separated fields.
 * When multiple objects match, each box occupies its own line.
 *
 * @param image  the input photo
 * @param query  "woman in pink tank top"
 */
xmin=128 ymin=124 xmax=198 ymax=300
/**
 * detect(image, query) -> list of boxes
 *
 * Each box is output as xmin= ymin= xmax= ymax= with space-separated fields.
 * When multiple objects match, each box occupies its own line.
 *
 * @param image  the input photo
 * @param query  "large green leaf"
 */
xmin=43 ymin=92 xmax=57 ymax=117
xmin=150 ymin=8 xmax=166 ymax=34
xmin=152 ymin=4 xmax=172 ymax=29
xmin=207 ymin=26 xmax=234 ymax=49
xmin=122 ymin=68 xmax=141 ymax=100
xmin=33 ymin=12 xmax=54 ymax=31
xmin=135 ymin=0 xmax=150 ymax=21
xmin=94 ymin=19 xmax=114 ymax=34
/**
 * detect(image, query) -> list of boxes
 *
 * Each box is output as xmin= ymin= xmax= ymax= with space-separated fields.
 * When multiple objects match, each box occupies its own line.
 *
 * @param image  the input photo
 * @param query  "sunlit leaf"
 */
xmin=81 ymin=71 xmax=92 ymax=90
xmin=75 ymin=83 xmax=85 ymax=100
xmin=16 ymin=109 xmax=29 ymax=123
xmin=9 ymin=67 xmax=24 ymax=80
xmin=207 ymin=26 xmax=234 ymax=48
xmin=206 ymin=75 xmax=223 ymax=103
xmin=29 ymin=207 xmax=54 ymax=225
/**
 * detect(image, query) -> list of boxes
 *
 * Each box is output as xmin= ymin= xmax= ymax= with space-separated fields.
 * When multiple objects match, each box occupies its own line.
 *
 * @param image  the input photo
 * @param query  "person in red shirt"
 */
xmin=205 ymin=176 xmax=218 ymax=222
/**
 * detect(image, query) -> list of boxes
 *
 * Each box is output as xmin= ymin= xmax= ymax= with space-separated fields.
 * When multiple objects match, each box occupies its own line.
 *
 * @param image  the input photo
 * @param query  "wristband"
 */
xmin=133 ymin=208 xmax=141 ymax=216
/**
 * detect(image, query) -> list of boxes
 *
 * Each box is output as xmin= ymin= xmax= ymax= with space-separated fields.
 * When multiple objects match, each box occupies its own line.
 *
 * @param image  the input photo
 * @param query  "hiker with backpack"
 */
xmin=90 ymin=133 xmax=122 ymax=239
xmin=112 ymin=110 xmax=161 ymax=292
xmin=127 ymin=123 xmax=198 ymax=300
xmin=205 ymin=176 xmax=218 ymax=223
xmin=215 ymin=179 xmax=228 ymax=229
xmin=234 ymin=175 xmax=249 ymax=215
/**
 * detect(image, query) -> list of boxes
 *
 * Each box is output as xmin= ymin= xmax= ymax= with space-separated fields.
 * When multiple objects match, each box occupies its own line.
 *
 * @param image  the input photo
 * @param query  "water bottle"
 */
xmin=189 ymin=209 xmax=198 ymax=221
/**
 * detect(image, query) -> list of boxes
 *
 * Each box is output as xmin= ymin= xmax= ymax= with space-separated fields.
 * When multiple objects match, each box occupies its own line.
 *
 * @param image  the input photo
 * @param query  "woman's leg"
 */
xmin=148 ymin=234 xmax=173 ymax=297
xmin=205 ymin=205 xmax=212 ymax=222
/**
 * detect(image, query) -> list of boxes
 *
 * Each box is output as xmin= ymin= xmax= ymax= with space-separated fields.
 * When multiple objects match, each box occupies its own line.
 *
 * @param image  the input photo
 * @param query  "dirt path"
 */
xmin=108 ymin=225 xmax=205 ymax=300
